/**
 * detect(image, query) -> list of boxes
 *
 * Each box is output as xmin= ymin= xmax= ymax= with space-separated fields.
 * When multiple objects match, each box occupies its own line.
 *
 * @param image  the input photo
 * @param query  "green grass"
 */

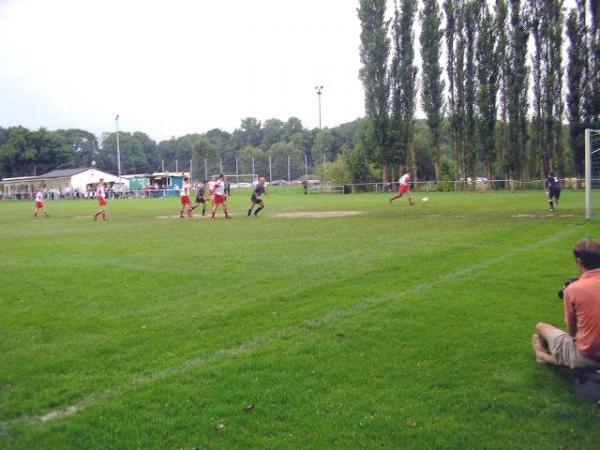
xmin=1 ymin=190 xmax=599 ymax=449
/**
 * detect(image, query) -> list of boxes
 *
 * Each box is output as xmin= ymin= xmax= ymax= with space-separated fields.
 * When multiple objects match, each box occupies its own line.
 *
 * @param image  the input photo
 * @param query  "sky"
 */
xmin=0 ymin=0 xmax=580 ymax=142
xmin=0 ymin=0 xmax=364 ymax=140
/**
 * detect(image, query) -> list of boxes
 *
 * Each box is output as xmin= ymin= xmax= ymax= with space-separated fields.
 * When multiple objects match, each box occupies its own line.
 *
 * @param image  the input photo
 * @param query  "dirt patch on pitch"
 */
xmin=273 ymin=211 xmax=362 ymax=219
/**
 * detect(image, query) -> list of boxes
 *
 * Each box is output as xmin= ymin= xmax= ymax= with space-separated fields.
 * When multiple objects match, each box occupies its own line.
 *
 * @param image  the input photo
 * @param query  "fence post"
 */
xmin=304 ymin=153 xmax=308 ymax=179
xmin=204 ymin=159 xmax=208 ymax=181
xmin=287 ymin=155 xmax=291 ymax=182
xmin=189 ymin=159 xmax=192 ymax=181
xmin=252 ymin=157 xmax=255 ymax=178
xmin=235 ymin=157 xmax=239 ymax=183
xmin=269 ymin=155 xmax=272 ymax=182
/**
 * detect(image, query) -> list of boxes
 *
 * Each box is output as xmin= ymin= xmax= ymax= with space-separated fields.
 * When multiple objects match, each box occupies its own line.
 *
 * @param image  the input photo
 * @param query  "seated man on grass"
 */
xmin=533 ymin=238 xmax=600 ymax=370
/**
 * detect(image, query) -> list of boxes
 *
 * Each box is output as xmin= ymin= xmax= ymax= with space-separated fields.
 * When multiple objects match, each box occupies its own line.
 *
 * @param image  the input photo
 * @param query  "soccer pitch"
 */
xmin=1 ymin=190 xmax=599 ymax=449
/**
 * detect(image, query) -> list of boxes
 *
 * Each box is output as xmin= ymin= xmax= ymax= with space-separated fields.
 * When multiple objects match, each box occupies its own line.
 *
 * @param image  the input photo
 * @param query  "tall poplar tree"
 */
xmin=476 ymin=2 xmax=500 ymax=180
xmin=529 ymin=0 xmax=544 ymax=176
xmin=567 ymin=3 xmax=587 ymax=176
xmin=507 ymin=0 xmax=530 ymax=180
xmin=495 ymin=0 xmax=509 ymax=174
xmin=463 ymin=1 xmax=479 ymax=178
xmin=420 ymin=0 xmax=445 ymax=180
xmin=390 ymin=0 xmax=418 ymax=178
xmin=358 ymin=0 xmax=391 ymax=182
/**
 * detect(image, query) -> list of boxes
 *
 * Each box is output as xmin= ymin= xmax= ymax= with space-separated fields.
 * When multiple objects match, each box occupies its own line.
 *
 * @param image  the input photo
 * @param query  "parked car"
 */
xmin=270 ymin=180 xmax=288 ymax=186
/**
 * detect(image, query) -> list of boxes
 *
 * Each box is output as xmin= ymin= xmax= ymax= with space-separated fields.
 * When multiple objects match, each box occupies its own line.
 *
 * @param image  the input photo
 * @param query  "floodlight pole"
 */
xmin=115 ymin=114 xmax=121 ymax=186
xmin=315 ymin=86 xmax=323 ymax=129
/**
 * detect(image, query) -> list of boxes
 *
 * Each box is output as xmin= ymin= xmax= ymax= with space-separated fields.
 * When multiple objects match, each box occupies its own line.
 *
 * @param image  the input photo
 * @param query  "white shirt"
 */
xmin=180 ymin=182 xmax=190 ymax=197
xmin=399 ymin=173 xmax=411 ymax=186
xmin=213 ymin=180 xmax=225 ymax=196
xmin=96 ymin=185 xmax=105 ymax=199
xmin=35 ymin=192 xmax=43 ymax=202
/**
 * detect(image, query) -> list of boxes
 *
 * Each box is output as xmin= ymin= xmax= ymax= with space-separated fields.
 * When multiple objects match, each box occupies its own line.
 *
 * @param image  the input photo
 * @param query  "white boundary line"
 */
xmin=0 ymin=227 xmax=578 ymax=431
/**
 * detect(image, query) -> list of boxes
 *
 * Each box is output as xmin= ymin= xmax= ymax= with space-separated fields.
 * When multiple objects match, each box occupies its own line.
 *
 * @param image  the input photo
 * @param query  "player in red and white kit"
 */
xmin=33 ymin=189 xmax=49 ymax=219
xmin=389 ymin=170 xmax=415 ymax=206
xmin=206 ymin=176 xmax=216 ymax=210
xmin=93 ymin=178 xmax=108 ymax=221
xmin=211 ymin=174 xmax=231 ymax=220
xmin=179 ymin=176 xmax=193 ymax=218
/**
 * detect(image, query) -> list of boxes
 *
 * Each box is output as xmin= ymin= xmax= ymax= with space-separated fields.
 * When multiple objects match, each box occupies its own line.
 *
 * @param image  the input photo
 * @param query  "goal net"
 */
xmin=585 ymin=129 xmax=600 ymax=219
xmin=222 ymin=173 xmax=258 ymax=185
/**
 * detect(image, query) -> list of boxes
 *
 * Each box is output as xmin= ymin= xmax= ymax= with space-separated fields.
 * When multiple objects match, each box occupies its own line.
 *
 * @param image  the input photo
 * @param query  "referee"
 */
xmin=546 ymin=172 xmax=561 ymax=212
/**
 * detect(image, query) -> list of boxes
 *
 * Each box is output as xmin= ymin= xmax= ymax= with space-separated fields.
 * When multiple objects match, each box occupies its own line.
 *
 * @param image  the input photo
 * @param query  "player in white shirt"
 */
xmin=33 ymin=189 xmax=49 ymax=219
xmin=210 ymin=173 xmax=231 ymax=220
xmin=389 ymin=170 xmax=415 ymax=206
xmin=206 ymin=176 xmax=217 ymax=210
xmin=93 ymin=178 xmax=108 ymax=221
xmin=179 ymin=176 xmax=193 ymax=218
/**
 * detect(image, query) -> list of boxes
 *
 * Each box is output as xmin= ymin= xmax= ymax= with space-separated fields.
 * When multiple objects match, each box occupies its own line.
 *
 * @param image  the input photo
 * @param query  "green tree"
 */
xmin=420 ymin=0 xmax=445 ymax=179
xmin=476 ymin=2 xmax=500 ymax=180
xmin=567 ymin=4 xmax=588 ymax=176
xmin=507 ymin=0 xmax=530 ymax=179
xmin=55 ymin=129 xmax=99 ymax=168
xmin=358 ymin=0 xmax=391 ymax=182
xmin=0 ymin=128 xmax=74 ymax=177
xmin=260 ymin=119 xmax=284 ymax=151
xmin=391 ymin=0 xmax=418 ymax=178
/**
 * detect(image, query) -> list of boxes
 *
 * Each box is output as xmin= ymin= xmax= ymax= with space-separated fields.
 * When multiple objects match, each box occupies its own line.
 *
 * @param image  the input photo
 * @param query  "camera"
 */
xmin=558 ymin=277 xmax=579 ymax=300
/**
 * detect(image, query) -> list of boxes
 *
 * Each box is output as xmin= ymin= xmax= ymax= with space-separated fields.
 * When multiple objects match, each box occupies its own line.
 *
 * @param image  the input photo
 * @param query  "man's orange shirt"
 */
xmin=564 ymin=268 xmax=600 ymax=360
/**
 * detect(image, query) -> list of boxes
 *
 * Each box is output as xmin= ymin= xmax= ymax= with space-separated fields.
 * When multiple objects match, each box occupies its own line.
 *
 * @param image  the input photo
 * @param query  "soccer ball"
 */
xmin=422 ymin=197 xmax=429 ymax=202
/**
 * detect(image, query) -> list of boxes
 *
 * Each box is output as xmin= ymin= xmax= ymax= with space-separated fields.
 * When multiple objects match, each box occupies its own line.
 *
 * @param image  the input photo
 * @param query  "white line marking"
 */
xmin=1 ymin=227 xmax=577 ymax=431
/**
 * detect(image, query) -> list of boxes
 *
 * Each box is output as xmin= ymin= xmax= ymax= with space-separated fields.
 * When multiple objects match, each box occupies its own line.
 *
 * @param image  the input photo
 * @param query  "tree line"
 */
xmin=2 ymin=1 xmax=599 ymax=184
xmin=358 ymin=0 xmax=600 ymax=182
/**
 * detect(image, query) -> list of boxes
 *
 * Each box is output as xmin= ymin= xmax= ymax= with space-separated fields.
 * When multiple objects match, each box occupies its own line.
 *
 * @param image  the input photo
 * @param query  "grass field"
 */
xmin=1 ymin=189 xmax=599 ymax=449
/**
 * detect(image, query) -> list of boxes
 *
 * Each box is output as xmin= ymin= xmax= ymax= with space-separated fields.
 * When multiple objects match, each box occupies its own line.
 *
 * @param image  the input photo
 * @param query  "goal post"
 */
xmin=585 ymin=129 xmax=600 ymax=219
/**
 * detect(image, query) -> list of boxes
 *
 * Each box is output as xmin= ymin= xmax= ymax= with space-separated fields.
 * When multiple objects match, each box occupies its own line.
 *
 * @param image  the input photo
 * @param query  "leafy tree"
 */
xmin=55 ymin=129 xmax=99 ymax=168
xmin=390 ymin=0 xmax=418 ymax=177
xmin=476 ymin=2 xmax=500 ymax=180
xmin=312 ymin=128 xmax=335 ymax=163
xmin=0 ymin=128 xmax=74 ymax=177
xmin=567 ymin=4 xmax=588 ymax=176
xmin=282 ymin=117 xmax=304 ymax=141
xmin=261 ymin=119 xmax=284 ymax=151
xmin=232 ymin=117 xmax=263 ymax=150
xmin=421 ymin=0 xmax=445 ymax=179
xmin=507 ymin=0 xmax=530 ymax=179
xmin=358 ymin=0 xmax=391 ymax=182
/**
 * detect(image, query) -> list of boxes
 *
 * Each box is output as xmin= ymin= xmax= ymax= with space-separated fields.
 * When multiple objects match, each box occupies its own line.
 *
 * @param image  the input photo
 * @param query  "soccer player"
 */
xmin=206 ymin=175 xmax=217 ymax=210
xmin=248 ymin=177 xmax=267 ymax=217
xmin=190 ymin=180 xmax=208 ymax=216
xmin=546 ymin=171 xmax=561 ymax=212
xmin=211 ymin=174 xmax=231 ymax=220
xmin=389 ymin=170 xmax=415 ymax=206
xmin=93 ymin=178 xmax=108 ymax=221
xmin=33 ymin=188 xmax=49 ymax=219
xmin=179 ymin=176 xmax=193 ymax=218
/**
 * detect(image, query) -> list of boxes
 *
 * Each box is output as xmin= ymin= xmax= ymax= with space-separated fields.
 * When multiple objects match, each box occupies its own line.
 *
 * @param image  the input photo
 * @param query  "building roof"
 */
xmin=38 ymin=168 xmax=91 ymax=179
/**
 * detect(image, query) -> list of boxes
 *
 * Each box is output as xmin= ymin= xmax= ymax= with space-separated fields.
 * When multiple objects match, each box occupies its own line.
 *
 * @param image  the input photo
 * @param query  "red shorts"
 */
xmin=399 ymin=185 xmax=409 ymax=194
xmin=99 ymin=197 xmax=107 ymax=207
xmin=180 ymin=195 xmax=191 ymax=206
xmin=36 ymin=201 xmax=44 ymax=209
xmin=214 ymin=194 xmax=225 ymax=205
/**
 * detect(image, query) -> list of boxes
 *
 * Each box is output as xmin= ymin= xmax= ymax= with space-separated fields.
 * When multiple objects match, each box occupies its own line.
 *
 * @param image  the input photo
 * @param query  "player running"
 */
xmin=546 ymin=172 xmax=561 ymax=212
xmin=190 ymin=180 xmax=208 ymax=216
xmin=248 ymin=177 xmax=267 ymax=217
xmin=211 ymin=174 xmax=231 ymax=220
xmin=389 ymin=170 xmax=415 ymax=206
xmin=179 ymin=176 xmax=193 ymax=218
xmin=93 ymin=178 xmax=108 ymax=221
xmin=33 ymin=189 xmax=49 ymax=219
